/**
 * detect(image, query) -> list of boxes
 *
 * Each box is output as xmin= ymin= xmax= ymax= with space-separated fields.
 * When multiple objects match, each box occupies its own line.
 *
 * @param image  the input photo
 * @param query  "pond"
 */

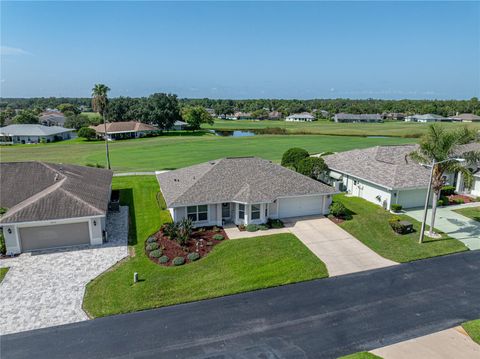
xmin=212 ymin=130 xmax=257 ymax=137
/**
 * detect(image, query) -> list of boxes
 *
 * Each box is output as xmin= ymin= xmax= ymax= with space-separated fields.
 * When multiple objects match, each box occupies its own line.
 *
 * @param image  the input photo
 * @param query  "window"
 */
xmin=239 ymin=204 xmax=245 ymax=219
xmin=251 ymin=204 xmax=261 ymax=220
xmin=187 ymin=205 xmax=208 ymax=222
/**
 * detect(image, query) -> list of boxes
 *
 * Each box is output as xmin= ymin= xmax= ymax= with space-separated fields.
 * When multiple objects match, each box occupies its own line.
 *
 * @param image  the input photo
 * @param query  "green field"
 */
xmin=83 ymin=176 xmax=328 ymax=317
xmin=0 ymin=134 xmax=415 ymax=172
xmin=203 ymin=119 xmax=480 ymax=138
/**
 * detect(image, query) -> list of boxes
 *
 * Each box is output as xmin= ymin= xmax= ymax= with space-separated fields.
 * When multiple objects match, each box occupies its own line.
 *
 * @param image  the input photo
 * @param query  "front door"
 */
xmin=222 ymin=203 xmax=231 ymax=219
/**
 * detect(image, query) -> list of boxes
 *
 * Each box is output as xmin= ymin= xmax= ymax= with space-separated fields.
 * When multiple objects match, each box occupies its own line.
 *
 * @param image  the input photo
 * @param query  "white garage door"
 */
xmin=19 ymin=222 xmax=90 ymax=252
xmin=278 ymin=196 xmax=323 ymax=218
xmin=397 ymin=189 xmax=429 ymax=209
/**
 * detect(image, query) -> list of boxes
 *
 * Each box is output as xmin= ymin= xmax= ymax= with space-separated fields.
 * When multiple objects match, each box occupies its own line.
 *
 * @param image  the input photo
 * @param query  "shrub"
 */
xmin=390 ymin=204 xmax=403 ymax=212
xmin=281 ymin=148 xmax=309 ymax=170
xmin=146 ymin=236 xmax=156 ymax=243
xmin=267 ymin=218 xmax=284 ymax=228
xmin=158 ymin=255 xmax=169 ymax=264
xmin=329 ymin=202 xmax=347 ymax=218
xmin=149 ymin=249 xmax=163 ymax=258
xmin=437 ymin=199 xmax=444 ymax=207
xmin=177 ymin=218 xmax=193 ymax=246
xmin=212 ymin=234 xmax=224 ymax=241
xmin=172 ymin=256 xmax=185 ymax=266
xmin=258 ymin=224 xmax=269 ymax=230
xmin=246 ymin=224 xmax=259 ymax=232
xmin=441 ymin=185 xmax=456 ymax=196
xmin=77 ymin=127 xmax=96 ymax=140
xmin=297 ymin=157 xmax=328 ymax=180
xmin=145 ymin=242 xmax=159 ymax=251
xmin=163 ymin=222 xmax=179 ymax=239
xmin=388 ymin=216 xmax=409 ymax=234
xmin=440 ymin=195 xmax=449 ymax=206
xmin=453 ymin=198 xmax=465 ymax=205
xmin=0 ymin=231 xmax=5 ymax=255
xmin=212 ymin=226 xmax=221 ymax=233
xmin=187 ymin=252 xmax=200 ymax=261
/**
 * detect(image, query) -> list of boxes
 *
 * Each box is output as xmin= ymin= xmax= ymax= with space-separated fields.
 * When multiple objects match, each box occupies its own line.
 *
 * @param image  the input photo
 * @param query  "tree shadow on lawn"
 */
xmin=118 ymin=188 xmax=137 ymax=246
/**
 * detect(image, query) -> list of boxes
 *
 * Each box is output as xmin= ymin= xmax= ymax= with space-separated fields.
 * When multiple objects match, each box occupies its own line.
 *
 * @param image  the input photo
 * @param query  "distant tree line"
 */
xmin=2 ymin=96 xmax=479 ymax=120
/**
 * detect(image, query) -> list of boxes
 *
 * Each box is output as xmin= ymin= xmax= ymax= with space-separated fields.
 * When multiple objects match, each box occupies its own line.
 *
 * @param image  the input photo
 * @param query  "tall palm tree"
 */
xmin=92 ymin=84 xmax=111 ymax=169
xmin=409 ymin=124 xmax=479 ymax=240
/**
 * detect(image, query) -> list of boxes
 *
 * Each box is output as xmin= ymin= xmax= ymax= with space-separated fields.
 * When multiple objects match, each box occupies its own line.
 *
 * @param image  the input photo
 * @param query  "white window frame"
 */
xmin=251 ymin=204 xmax=261 ymax=220
xmin=187 ymin=205 xmax=208 ymax=222
xmin=238 ymin=203 xmax=245 ymax=219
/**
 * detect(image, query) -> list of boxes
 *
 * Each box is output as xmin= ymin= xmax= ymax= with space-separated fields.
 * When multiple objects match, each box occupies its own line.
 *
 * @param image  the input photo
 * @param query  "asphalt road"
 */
xmin=2 ymin=250 xmax=480 ymax=359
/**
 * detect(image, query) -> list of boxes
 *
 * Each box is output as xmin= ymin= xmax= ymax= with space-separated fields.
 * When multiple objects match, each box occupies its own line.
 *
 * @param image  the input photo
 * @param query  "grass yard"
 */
xmin=338 ymin=352 xmax=382 ymax=359
xmin=333 ymin=194 xmax=468 ymax=262
xmin=0 ymin=267 xmax=9 ymax=282
xmin=453 ymin=206 xmax=480 ymax=222
xmin=463 ymin=319 xmax=480 ymax=345
xmin=83 ymin=176 xmax=328 ymax=318
xmin=0 ymin=134 xmax=415 ymax=172
xmin=204 ymin=119 xmax=480 ymax=138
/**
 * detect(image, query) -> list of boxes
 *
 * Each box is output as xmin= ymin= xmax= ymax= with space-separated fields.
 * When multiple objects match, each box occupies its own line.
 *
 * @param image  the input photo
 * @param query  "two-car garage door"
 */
xmin=19 ymin=222 xmax=90 ymax=252
xmin=278 ymin=196 xmax=324 ymax=218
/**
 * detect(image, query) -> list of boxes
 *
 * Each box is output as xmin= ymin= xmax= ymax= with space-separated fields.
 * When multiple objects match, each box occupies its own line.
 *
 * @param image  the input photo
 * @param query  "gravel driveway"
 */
xmin=0 ymin=207 xmax=128 ymax=335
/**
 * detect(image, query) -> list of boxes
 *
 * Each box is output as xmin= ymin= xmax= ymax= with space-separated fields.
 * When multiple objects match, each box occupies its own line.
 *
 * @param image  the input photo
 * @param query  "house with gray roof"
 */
xmin=404 ymin=114 xmax=450 ymax=123
xmin=0 ymin=162 xmax=113 ymax=254
xmin=0 ymin=124 xmax=74 ymax=145
xmin=333 ymin=113 xmax=383 ymax=123
xmin=285 ymin=112 xmax=315 ymax=122
xmin=323 ymin=143 xmax=480 ymax=209
xmin=157 ymin=157 xmax=336 ymax=227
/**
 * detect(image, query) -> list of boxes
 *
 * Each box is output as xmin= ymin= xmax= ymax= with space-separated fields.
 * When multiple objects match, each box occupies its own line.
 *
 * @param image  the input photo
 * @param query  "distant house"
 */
xmin=0 ymin=124 xmax=74 ymax=145
xmin=234 ymin=112 xmax=253 ymax=120
xmin=39 ymin=110 xmax=66 ymax=127
xmin=171 ymin=120 xmax=188 ymax=130
xmin=314 ymin=109 xmax=330 ymax=119
xmin=333 ymin=113 xmax=383 ymax=123
xmin=90 ymin=121 xmax=158 ymax=140
xmin=285 ymin=112 xmax=315 ymax=122
xmin=382 ymin=113 xmax=406 ymax=121
xmin=268 ymin=111 xmax=283 ymax=120
xmin=450 ymin=113 xmax=480 ymax=122
xmin=205 ymin=108 xmax=216 ymax=117
xmin=404 ymin=114 xmax=450 ymax=123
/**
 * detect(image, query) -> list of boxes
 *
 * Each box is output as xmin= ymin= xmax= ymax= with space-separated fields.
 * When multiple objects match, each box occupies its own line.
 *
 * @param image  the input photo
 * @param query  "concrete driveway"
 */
xmin=405 ymin=204 xmax=480 ymax=250
xmin=284 ymin=216 xmax=397 ymax=276
xmin=0 ymin=207 xmax=128 ymax=335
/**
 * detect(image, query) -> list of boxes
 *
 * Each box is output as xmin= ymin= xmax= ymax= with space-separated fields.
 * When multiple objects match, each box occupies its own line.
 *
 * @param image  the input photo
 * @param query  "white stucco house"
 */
xmin=323 ymin=144 xmax=480 ymax=209
xmin=157 ymin=157 xmax=337 ymax=227
xmin=0 ymin=124 xmax=74 ymax=145
xmin=285 ymin=113 xmax=315 ymax=122
xmin=0 ymin=162 xmax=113 ymax=254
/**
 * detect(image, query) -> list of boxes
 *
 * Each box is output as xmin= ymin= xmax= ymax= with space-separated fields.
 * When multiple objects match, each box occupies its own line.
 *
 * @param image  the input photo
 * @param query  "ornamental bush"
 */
xmin=267 ymin=218 xmax=284 ymax=228
xmin=187 ymin=252 xmax=200 ymax=261
xmin=212 ymin=234 xmax=224 ymax=241
xmin=149 ymin=249 xmax=163 ymax=258
xmin=172 ymin=256 xmax=185 ymax=266
xmin=390 ymin=204 xmax=403 ymax=212
xmin=329 ymin=202 xmax=347 ymax=218
xmin=258 ymin=224 xmax=269 ymax=230
xmin=146 ymin=236 xmax=156 ymax=244
xmin=441 ymin=185 xmax=456 ymax=196
xmin=146 ymin=242 xmax=159 ymax=251
xmin=246 ymin=224 xmax=259 ymax=232
xmin=158 ymin=255 xmax=169 ymax=264
xmin=281 ymin=148 xmax=309 ymax=171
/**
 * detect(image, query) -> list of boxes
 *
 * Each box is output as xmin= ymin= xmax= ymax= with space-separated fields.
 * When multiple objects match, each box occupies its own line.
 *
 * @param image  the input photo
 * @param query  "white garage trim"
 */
xmin=277 ymin=195 xmax=327 ymax=218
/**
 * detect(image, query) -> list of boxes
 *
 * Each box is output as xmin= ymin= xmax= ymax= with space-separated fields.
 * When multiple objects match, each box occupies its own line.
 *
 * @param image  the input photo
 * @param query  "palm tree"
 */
xmin=409 ymin=124 xmax=479 ymax=241
xmin=92 ymin=84 xmax=111 ymax=169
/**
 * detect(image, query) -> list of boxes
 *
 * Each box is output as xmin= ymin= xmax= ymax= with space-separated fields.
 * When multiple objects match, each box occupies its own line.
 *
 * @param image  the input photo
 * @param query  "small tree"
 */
xmin=57 ymin=103 xmax=80 ymax=115
xmin=182 ymin=106 xmax=214 ymax=130
xmin=65 ymin=114 xmax=91 ymax=130
xmin=12 ymin=110 xmax=39 ymax=124
xmin=77 ymin=127 xmax=96 ymax=141
xmin=251 ymin=109 xmax=269 ymax=120
xmin=177 ymin=218 xmax=193 ymax=247
xmin=281 ymin=148 xmax=309 ymax=171
xmin=297 ymin=157 xmax=329 ymax=180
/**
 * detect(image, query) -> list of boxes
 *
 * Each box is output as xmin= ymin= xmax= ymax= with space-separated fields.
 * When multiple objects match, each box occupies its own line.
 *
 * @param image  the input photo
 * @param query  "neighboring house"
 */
xmin=268 ymin=111 xmax=283 ymax=120
xmin=285 ymin=112 xmax=315 ymax=122
xmin=453 ymin=142 xmax=480 ymax=197
xmin=314 ymin=109 xmax=330 ymax=119
xmin=450 ymin=113 xmax=480 ymax=122
xmin=157 ymin=157 xmax=336 ymax=227
xmin=0 ymin=162 xmax=113 ymax=254
xmin=205 ymin=108 xmax=216 ymax=117
xmin=39 ymin=111 xmax=66 ymax=127
xmin=171 ymin=120 xmax=188 ymax=130
xmin=0 ymin=124 xmax=74 ymax=145
xmin=333 ymin=113 xmax=383 ymax=123
xmin=382 ymin=113 xmax=406 ymax=121
xmin=229 ymin=112 xmax=253 ymax=120
xmin=404 ymin=114 xmax=450 ymax=122
xmin=90 ymin=121 xmax=158 ymax=140
xmin=323 ymin=144 xmax=480 ymax=209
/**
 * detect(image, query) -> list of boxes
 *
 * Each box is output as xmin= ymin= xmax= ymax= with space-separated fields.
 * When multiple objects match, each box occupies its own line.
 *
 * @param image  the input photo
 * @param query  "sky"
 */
xmin=1 ymin=1 xmax=479 ymax=99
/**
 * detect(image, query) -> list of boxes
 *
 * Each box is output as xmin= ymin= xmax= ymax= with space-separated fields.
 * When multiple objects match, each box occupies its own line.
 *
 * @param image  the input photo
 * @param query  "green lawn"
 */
xmin=204 ymin=119 xmax=480 ymax=138
xmin=0 ymin=134 xmax=415 ymax=172
xmin=463 ymin=319 xmax=480 ymax=344
xmin=83 ymin=176 xmax=328 ymax=317
xmin=338 ymin=352 xmax=382 ymax=359
xmin=453 ymin=206 xmax=480 ymax=222
xmin=0 ymin=267 xmax=9 ymax=282
xmin=333 ymin=194 xmax=468 ymax=262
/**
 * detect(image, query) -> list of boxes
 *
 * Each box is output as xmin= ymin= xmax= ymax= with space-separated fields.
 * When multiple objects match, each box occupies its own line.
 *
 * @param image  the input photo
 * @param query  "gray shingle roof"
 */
xmin=0 ymin=162 xmax=113 ymax=224
xmin=157 ymin=157 xmax=336 ymax=207
xmin=334 ymin=113 xmax=382 ymax=121
xmin=0 ymin=124 xmax=73 ymax=136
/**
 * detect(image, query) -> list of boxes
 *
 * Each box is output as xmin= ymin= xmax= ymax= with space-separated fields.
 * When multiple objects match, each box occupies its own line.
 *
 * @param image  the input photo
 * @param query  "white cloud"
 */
xmin=0 ymin=46 xmax=31 ymax=56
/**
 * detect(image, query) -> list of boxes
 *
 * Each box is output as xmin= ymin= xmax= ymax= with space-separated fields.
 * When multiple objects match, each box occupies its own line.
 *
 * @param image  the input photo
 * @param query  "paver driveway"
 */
xmin=0 ymin=207 xmax=128 ymax=335
xmin=405 ymin=203 xmax=480 ymax=250
xmin=284 ymin=216 xmax=397 ymax=276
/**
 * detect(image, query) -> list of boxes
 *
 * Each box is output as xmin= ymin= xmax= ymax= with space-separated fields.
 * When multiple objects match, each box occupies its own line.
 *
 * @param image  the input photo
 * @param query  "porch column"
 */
xmin=244 ymin=204 xmax=250 ymax=225
xmin=216 ymin=204 xmax=222 ymax=226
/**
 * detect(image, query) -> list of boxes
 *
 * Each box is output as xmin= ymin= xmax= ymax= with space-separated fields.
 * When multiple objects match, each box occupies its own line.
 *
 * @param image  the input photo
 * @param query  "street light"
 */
xmin=419 ymin=157 xmax=465 ymax=243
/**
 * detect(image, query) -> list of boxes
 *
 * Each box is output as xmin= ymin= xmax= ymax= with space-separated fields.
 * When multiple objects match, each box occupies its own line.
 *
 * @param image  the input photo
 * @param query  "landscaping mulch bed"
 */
xmin=147 ymin=226 xmax=229 ymax=266
xmin=447 ymin=194 xmax=476 ymax=204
